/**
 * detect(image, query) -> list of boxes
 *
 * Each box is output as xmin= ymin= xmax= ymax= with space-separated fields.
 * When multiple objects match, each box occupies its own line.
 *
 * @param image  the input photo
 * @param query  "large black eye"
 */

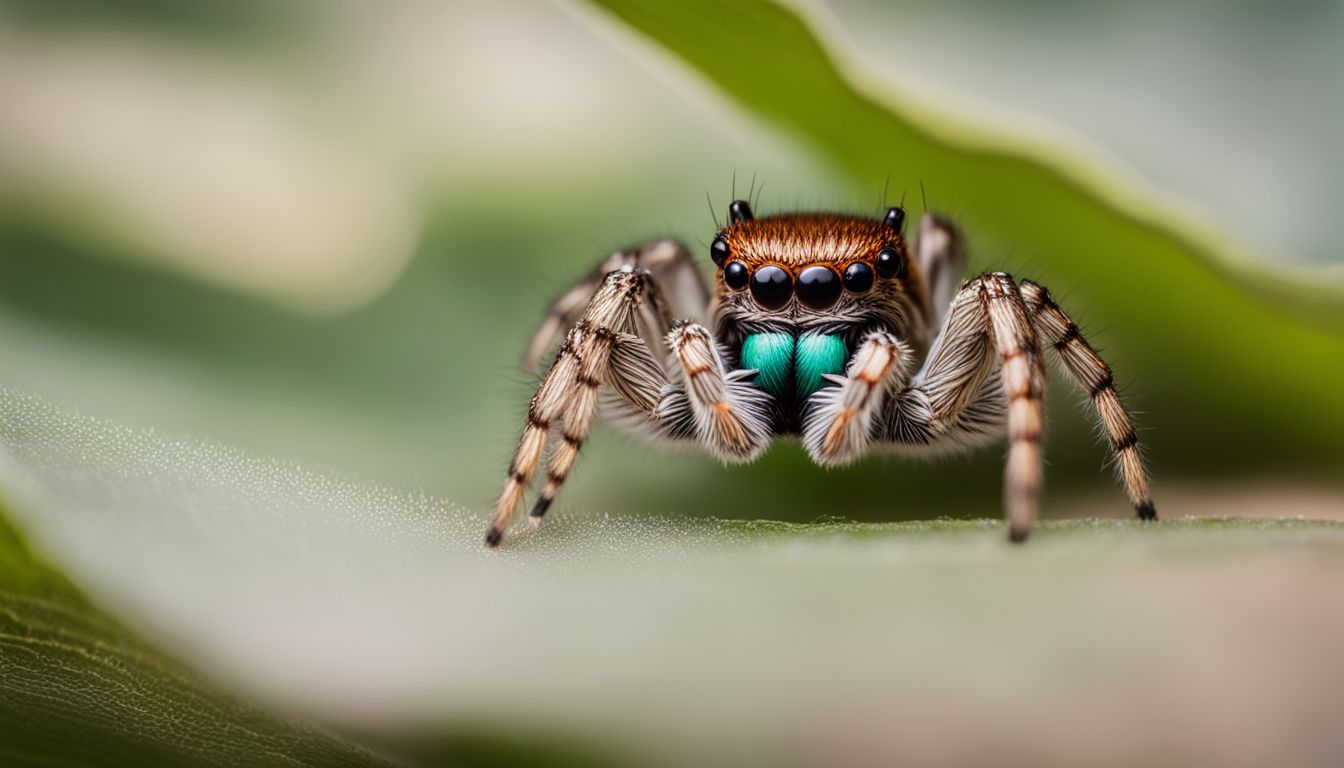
xmin=876 ymin=247 xmax=904 ymax=279
xmin=843 ymin=262 xmax=874 ymax=293
xmin=749 ymin=265 xmax=792 ymax=310
xmin=796 ymin=265 xmax=841 ymax=310
xmin=723 ymin=260 xmax=749 ymax=290
xmin=710 ymin=236 xmax=730 ymax=267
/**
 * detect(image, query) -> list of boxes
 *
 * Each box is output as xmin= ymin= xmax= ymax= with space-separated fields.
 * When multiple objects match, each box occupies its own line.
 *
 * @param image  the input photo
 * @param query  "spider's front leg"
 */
xmin=488 ymin=268 xmax=767 ymax=547
xmin=802 ymin=331 xmax=914 ymax=466
xmin=882 ymin=272 xmax=1049 ymax=541
xmin=488 ymin=269 xmax=660 ymax=547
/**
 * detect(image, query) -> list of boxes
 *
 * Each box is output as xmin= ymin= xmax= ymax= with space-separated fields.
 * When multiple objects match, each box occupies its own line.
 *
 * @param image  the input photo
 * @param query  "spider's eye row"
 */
xmin=750 ymin=265 xmax=793 ymax=310
xmin=723 ymin=260 xmax=750 ymax=290
xmin=710 ymin=236 xmax=730 ymax=267
xmin=796 ymin=265 xmax=842 ymax=310
xmin=876 ymin=247 xmax=904 ymax=279
xmin=723 ymin=256 xmax=893 ymax=308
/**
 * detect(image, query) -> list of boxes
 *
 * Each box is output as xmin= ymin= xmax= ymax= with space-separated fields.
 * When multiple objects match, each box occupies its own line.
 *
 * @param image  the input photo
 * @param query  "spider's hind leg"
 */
xmin=523 ymin=240 xmax=708 ymax=371
xmin=1018 ymin=280 xmax=1156 ymax=520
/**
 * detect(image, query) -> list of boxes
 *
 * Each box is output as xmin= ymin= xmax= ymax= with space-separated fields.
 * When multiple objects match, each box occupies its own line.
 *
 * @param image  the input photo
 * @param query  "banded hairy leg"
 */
xmin=1018 ymin=280 xmax=1156 ymax=520
xmin=916 ymin=213 xmax=967 ymax=329
xmin=489 ymin=269 xmax=659 ymax=547
xmin=882 ymin=272 xmax=1048 ymax=541
xmin=490 ymin=268 xmax=770 ymax=547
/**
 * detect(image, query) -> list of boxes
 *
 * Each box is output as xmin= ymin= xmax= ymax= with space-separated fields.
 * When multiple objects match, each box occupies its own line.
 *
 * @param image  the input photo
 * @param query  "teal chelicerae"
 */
xmin=739 ymin=332 xmax=848 ymax=400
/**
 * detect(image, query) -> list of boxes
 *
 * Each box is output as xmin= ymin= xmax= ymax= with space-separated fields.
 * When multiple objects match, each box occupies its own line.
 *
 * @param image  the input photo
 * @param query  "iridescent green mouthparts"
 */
xmin=739 ymin=332 xmax=849 ymax=399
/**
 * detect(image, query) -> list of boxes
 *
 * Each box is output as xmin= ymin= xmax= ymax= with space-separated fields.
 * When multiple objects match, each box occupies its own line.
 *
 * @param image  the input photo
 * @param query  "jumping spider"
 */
xmin=488 ymin=201 xmax=1155 ymax=546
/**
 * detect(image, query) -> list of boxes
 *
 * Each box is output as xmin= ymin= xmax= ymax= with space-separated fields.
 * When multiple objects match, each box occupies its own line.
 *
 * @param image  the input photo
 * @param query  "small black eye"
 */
xmin=710 ymin=236 xmax=730 ymax=267
xmin=729 ymin=199 xmax=754 ymax=224
xmin=796 ymin=265 xmax=841 ymax=310
xmin=876 ymin=247 xmax=904 ymax=279
xmin=843 ymin=262 xmax=874 ymax=293
xmin=723 ymin=260 xmax=749 ymax=290
xmin=749 ymin=265 xmax=792 ymax=310
xmin=884 ymin=206 xmax=906 ymax=232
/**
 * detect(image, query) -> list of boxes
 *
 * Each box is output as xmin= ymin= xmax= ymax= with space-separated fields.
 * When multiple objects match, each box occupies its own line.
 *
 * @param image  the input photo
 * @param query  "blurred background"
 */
xmin=4 ymin=2 xmax=1344 ymax=766
xmin=1 ymin=0 xmax=1342 ymax=524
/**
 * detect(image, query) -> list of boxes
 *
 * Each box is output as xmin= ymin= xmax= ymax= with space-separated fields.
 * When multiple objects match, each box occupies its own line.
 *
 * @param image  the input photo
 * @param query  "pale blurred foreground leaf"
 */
xmin=0 ymin=482 xmax=387 ymax=763
xmin=1 ymin=388 xmax=1343 ymax=766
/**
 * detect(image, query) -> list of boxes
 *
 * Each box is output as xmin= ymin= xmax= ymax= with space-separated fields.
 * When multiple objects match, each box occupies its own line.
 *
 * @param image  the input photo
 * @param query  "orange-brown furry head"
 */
xmin=722 ymin=213 xmax=905 ymax=268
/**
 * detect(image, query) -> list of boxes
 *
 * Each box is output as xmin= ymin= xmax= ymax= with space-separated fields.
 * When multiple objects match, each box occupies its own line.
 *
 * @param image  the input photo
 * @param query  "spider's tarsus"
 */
xmin=1007 ymin=524 xmax=1031 ymax=544
xmin=529 ymin=496 xmax=553 ymax=520
xmin=1137 ymin=501 xmax=1158 ymax=521
xmin=485 ymin=525 xmax=504 ymax=548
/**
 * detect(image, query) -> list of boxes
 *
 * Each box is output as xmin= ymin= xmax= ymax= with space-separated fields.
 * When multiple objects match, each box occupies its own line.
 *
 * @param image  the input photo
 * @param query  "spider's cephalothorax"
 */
xmin=488 ymin=201 xmax=1156 ymax=546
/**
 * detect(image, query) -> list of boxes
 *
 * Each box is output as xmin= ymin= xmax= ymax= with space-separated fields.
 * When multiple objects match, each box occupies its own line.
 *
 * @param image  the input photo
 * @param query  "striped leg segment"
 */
xmin=803 ymin=331 xmax=913 ymax=466
xmin=1018 ymin=280 xmax=1156 ymax=520
xmin=664 ymin=322 xmax=771 ymax=461
xmin=979 ymin=274 xmax=1048 ymax=542
xmin=488 ymin=270 xmax=647 ymax=547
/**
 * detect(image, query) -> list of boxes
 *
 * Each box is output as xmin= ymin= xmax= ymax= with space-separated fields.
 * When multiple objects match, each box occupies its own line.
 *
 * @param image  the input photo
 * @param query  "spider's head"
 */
xmin=708 ymin=201 xmax=927 ymax=337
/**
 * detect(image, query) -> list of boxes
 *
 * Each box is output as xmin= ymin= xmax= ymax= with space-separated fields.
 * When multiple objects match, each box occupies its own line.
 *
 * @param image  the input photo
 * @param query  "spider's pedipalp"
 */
xmin=803 ymin=330 xmax=913 ymax=466
xmin=1018 ymin=280 xmax=1156 ymax=521
xmin=666 ymin=321 xmax=772 ymax=461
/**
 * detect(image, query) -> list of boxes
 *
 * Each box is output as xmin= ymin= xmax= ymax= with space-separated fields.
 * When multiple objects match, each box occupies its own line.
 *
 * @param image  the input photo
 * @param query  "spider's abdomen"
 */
xmin=739 ymin=332 xmax=848 ymax=401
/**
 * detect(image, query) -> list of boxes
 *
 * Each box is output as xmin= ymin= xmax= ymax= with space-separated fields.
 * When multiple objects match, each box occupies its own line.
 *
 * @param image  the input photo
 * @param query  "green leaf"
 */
xmin=579 ymin=0 xmax=1344 ymax=479
xmin=3 ymin=389 xmax=1344 ymax=765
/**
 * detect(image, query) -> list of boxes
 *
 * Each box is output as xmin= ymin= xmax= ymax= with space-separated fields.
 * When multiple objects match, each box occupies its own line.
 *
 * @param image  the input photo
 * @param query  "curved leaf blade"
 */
xmin=578 ymin=0 xmax=1344 ymax=475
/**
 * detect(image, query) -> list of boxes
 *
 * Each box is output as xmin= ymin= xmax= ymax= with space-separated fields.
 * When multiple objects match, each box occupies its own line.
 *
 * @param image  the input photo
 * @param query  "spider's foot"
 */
xmin=485 ymin=525 xmax=504 ymax=548
xmin=1137 ymin=501 xmax=1157 ymax=521
xmin=1007 ymin=523 xmax=1031 ymax=544
xmin=528 ymin=495 xmax=552 ymax=528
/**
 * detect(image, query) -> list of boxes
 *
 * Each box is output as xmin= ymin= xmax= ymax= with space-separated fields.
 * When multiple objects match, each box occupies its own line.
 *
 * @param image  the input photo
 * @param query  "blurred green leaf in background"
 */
xmin=1 ymin=0 xmax=1342 ymax=765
